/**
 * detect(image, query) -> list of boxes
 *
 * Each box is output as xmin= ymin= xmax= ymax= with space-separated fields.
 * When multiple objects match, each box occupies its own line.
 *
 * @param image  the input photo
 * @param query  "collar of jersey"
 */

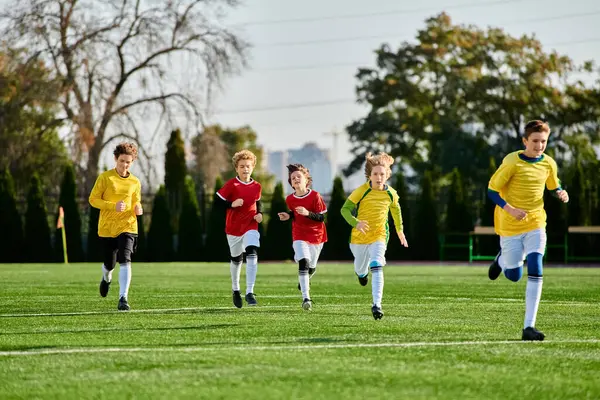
xmin=293 ymin=188 xmax=312 ymax=199
xmin=235 ymin=176 xmax=254 ymax=185
xmin=369 ymin=181 xmax=388 ymax=191
xmin=518 ymin=151 xmax=545 ymax=164
xmin=113 ymin=168 xmax=130 ymax=179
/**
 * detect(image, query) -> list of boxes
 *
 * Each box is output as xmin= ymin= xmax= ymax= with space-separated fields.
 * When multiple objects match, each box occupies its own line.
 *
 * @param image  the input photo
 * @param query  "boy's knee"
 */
xmin=298 ymin=258 xmax=309 ymax=271
xmin=245 ymin=245 xmax=258 ymax=257
xmin=231 ymin=254 xmax=243 ymax=263
xmin=369 ymin=260 xmax=383 ymax=270
xmin=526 ymin=252 xmax=543 ymax=277
xmin=504 ymin=267 xmax=523 ymax=282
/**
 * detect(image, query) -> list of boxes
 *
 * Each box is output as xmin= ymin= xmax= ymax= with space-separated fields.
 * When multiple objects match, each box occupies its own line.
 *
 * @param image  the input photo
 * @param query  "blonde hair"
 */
xmin=232 ymin=149 xmax=257 ymax=168
xmin=364 ymin=152 xmax=394 ymax=180
xmin=286 ymin=164 xmax=313 ymax=188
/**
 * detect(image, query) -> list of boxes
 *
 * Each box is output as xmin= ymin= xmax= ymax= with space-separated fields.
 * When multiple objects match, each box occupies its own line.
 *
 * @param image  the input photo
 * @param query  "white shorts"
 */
xmin=226 ymin=230 xmax=260 ymax=257
xmin=292 ymin=240 xmax=324 ymax=268
xmin=349 ymin=241 xmax=387 ymax=276
xmin=499 ymin=228 xmax=546 ymax=270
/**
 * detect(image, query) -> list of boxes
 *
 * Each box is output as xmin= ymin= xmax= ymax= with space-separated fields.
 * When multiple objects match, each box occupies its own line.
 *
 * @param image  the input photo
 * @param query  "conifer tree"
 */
xmin=0 ymin=169 xmax=23 ymax=263
xmin=24 ymin=174 xmax=53 ymax=262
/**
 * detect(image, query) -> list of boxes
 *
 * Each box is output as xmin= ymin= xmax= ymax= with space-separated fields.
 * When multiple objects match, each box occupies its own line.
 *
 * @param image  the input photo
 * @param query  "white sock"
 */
xmin=230 ymin=260 xmax=242 ymax=291
xmin=119 ymin=263 xmax=132 ymax=299
xmin=371 ymin=266 xmax=384 ymax=307
xmin=102 ymin=264 xmax=113 ymax=282
xmin=299 ymin=269 xmax=310 ymax=300
xmin=246 ymin=255 xmax=258 ymax=294
xmin=524 ymin=276 xmax=543 ymax=328
xmin=498 ymin=253 xmax=506 ymax=271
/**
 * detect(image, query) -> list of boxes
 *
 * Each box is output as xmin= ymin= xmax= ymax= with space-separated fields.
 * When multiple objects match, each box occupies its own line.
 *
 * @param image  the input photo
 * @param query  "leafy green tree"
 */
xmin=178 ymin=176 xmax=203 ymax=261
xmin=165 ymin=129 xmax=187 ymax=230
xmin=262 ymin=182 xmax=292 ymax=261
xmin=54 ymin=164 xmax=84 ymax=262
xmin=445 ymin=169 xmax=473 ymax=233
xmin=414 ymin=172 xmax=439 ymax=260
xmin=321 ymin=177 xmax=353 ymax=261
xmin=24 ymin=174 xmax=53 ymax=262
xmin=134 ymin=214 xmax=147 ymax=262
xmin=0 ymin=168 xmax=23 ymax=262
xmin=387 ymin=169 xmax=411 ymax=260
xmin=147 ymin=186 xmax=174 ymax=262
xmin=204 ymin=176 xmax=230 ymax=262
xmin=479 ymin=157 xmax=500 ymax=256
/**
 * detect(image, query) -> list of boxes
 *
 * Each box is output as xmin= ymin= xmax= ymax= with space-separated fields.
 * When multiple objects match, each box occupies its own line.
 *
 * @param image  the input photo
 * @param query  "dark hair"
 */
xmin=286 ymin=164 xmax=312 ymax=188
xmin=113 ymin=142 xmax=138 ymax=160
xmin=524 ymin=120 xmax=550 ymax=139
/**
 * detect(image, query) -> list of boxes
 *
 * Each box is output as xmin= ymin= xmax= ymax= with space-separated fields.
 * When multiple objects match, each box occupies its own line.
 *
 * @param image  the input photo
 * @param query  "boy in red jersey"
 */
xmin=278 ymin=164 xmax=327 ymax=311
xmin=215 ymin=150 xmax=263 ymax=308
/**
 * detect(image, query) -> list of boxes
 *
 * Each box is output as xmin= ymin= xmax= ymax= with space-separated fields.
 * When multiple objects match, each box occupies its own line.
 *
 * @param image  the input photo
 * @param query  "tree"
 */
xmin=147 ymin=186 xmax=174 ymax=262
xmin=178 ymin=176 xmax=203 ymax=261
xmin=345 ymin=13 xmax=600 ymax=192
xmin=86 ymin=206 xmax=102 ymax=262
xmin=165 ymin=128 xmax=187 ymax=230
xmin=54 ymin=164 xmax=84 ymax=262
xmin=203 ymin=176 xmax=229 ymax=262
xmin=479 ymin=157 xmax=500 ymax=257
xmin=2 ymin=0 xmax=248 ymax=192
xmin=262 ymin=182 xmax=292 ymax=261
xmin=414 ymin=172 xmax=439 ymax=260
xmin=24 ymin=174 xmax=53 ymax=262
xmin=321 ymin=177 xmax=353 ymax=261
xmin=133 ymin=214 xmax=147 ymax=263
xmin=445 ymin=169 xmax=473 ymax=233
xmin=0 ymin=168 xmax=24 ymax=262
xmin=387 ymin=169 xmax=411 ymax=260
xmin=0 ymin=47 xmax=67 ymax=193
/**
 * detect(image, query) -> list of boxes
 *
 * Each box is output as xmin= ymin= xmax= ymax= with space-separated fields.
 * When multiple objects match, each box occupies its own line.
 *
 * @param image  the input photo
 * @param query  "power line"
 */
xmin=236 ymin=0 xmax=534 ymax=27
xmin=251 ymin=10 xmax=600 ymax=48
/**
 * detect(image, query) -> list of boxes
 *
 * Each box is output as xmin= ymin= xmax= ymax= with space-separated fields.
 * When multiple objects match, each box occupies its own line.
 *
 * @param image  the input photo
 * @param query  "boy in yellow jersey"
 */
xmin=487 ymin=120 xmax=569 ymax=341
xmin=341 ymin=152 xmax=408 ymax=320
xmin=89 ymin=143 xmax=143 ymax=311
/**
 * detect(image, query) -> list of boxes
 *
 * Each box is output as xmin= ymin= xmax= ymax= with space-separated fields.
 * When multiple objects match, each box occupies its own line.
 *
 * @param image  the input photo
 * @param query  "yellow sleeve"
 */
xmin=488 ymin=156 xmax=515 ymax=192
xmin=89 ymin=175 xmax=115 ymax=211
xmin=131 ymin=180 xmax=142 ymax=215
xmin=545 ymin=157 xmax=561 ymax=191
xmin=347 ymin=184 xmax=368 ymax=204
xmin=389 ymin=190 xmax=403 ymax=233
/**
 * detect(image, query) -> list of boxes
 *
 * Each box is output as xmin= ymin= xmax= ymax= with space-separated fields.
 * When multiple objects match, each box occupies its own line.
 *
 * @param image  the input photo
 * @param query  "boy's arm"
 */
xmin=256 ymin=199 xmax=263 ymax=215
xmin=132 ymin=181 xmax=142 ymax=213
xmin=487 ymin=157 xmax=515 ymax=208
xmin=214 ymin=192 xmax=232 ymax=209
xmin=389 ymin=193 xmax=404 ymax=233
xmin=89 ymin=175 xmax=116 ymax=211
xmin=340 ymin=199 xmax=358 ymax=227
xmin=307 ymin=193 xmax=327 ymax=222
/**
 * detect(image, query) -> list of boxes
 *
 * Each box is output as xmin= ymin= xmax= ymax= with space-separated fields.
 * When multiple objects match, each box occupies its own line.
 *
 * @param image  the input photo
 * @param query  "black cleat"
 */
xmin=522 ymin=326 xmax=545 ymax=341
xmin=488 ymin=252 xmax=502 ymax=280
xmin=357 ymin=273 xmax=368 ymax=286
xmin=99 ymin=279 xmax=111 ymax=297
xmin=245 ymin=293 xmax=258 ymax=306
xmin=302 ymin=298 xmax=312 ymax=311
xmin=371 ymin=305 xmax=384 ymax=320
xmin=232 ymin=290 xmax=243 ymax=308
xmin=118 ymin=296 xmax=130 ymax=311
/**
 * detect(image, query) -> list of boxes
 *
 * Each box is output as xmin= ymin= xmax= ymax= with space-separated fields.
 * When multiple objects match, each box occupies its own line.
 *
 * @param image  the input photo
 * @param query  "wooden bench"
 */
xmin=566 ymin=226 xmax=600 ymax=262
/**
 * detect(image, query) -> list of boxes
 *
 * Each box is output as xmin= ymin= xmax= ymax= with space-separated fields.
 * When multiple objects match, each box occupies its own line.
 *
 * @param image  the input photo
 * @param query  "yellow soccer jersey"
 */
xmin=89 ymin=169 xmax=141 ymax=238
xmin=488 ymin=151 xmax=561 ymax=237
xmin=341 ymin=181 xmax=404 ymax=245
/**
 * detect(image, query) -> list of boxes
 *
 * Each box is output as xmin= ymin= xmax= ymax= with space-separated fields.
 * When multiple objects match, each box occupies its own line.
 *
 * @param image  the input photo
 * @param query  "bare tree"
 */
xmin=1 ymin=0 xmax=248 ymax=192
xmin=190 ymin=125 xmax=229 ymax=193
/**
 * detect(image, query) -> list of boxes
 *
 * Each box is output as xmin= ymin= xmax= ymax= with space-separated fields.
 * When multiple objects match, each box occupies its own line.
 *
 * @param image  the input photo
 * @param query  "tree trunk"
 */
xmin=85 ymin=142 xmax=101 ymax=194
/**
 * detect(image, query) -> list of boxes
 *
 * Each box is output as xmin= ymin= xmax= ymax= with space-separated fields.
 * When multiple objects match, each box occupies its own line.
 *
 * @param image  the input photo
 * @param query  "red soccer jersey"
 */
xmin=286 ymin=189 xmax=328 ymax=244
xmin=217 ymin=177 xmax=262 ymax=236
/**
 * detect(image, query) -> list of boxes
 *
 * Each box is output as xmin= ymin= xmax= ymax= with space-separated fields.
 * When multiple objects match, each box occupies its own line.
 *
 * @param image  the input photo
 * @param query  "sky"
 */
xmin=209 ymin=0 xmax=600 ymax=168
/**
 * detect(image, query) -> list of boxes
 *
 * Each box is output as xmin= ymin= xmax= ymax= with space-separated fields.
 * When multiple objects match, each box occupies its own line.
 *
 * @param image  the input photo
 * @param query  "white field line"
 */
xmin=1 ymin=339 xmax=599 ymax=357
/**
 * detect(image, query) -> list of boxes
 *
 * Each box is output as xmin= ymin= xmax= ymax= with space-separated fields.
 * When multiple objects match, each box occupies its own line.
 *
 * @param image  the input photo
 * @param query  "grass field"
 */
xmin=0 ymin=262 xmax=599 ymax=400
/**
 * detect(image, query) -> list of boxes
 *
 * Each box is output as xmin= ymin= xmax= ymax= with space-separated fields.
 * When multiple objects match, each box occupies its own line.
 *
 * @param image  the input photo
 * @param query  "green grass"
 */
xmin=0 ymin=262 xmax=599 ymax=400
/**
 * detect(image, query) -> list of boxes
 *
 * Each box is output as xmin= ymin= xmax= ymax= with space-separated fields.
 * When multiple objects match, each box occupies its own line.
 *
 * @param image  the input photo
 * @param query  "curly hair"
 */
xmin=286 ymin=164 xmax=312 ymax=188
xmin=232 ymin=149 xmax=257 ymax=168
xmin=364 ymin=152 xmax=394 ymax=180
xmin=113 ymin=142 xmax=138 ymax=160
xmin=524 ymin=120 xmax=550 ymax=139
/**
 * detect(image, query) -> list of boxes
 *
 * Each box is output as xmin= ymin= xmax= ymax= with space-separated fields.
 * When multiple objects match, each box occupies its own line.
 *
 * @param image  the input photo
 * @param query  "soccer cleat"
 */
xmin=522 ymin=326 xmax=545 ymax=341
xmin=488 ymin=252 xmax=502 ymax=280
xmin=117 ymin=297 xmax=130 ymax=311
xmin=371 ymin=305 xmax=384 ymax=320
xmin=232 ymin=290 xmax=243 ymax=308
xmin=245 ymin=293 xmax=258 ymax=306
xmin=302 ymin=298 xmax=312 ymax=311
xmin=99 ymin=279 xmax=111 ymax=297
xmin=357 ymin=273 xmax=368 ymax=286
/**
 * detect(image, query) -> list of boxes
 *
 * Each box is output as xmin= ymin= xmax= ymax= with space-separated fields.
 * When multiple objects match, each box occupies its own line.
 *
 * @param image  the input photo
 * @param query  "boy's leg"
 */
xmin=226 ymin=234 xmax=244 ymax=308
xmin=308 ymin=243 xmax=324 ymax=279
xmin=499 ymin=234 xmax=525 ymax=282
xmin=243 ymin=230 xmax=260 ymax=306
xmin=100 ymin=237 xmax=118 ymax=297
xmin=522 ymin=229 xmax=546 ymax=341
xmin=116 ymin=233 xmax=136 ymax=311
xmin=368 ymin=241 xmax=387 ymax=320
xmin=293 ymin=241 xmax=311 ymax=303
xmin=349 ymin=244 xmax=369 ymax=286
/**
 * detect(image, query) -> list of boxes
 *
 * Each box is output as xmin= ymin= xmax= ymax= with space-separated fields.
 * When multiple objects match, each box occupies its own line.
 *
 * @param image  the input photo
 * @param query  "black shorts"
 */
xmin=101 ymin=233 xmax=138 ymax=270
